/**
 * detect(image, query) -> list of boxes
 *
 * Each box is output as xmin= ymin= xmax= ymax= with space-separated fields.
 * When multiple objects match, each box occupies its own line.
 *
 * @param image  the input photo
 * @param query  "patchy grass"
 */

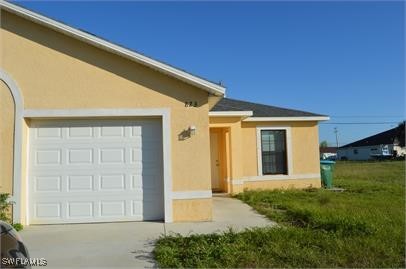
xmin=154 ymin=161 xmax=405 ymax=268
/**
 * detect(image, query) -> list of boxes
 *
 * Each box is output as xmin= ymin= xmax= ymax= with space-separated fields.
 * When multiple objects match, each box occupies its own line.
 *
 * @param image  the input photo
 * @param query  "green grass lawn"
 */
xmin=154 ymin=161 xmax=405 ymax=268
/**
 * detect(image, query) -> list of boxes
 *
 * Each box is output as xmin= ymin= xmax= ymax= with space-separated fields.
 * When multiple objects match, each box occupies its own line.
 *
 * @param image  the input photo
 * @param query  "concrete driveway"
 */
xmin=20 ymin=196 xmax=274 ymax=268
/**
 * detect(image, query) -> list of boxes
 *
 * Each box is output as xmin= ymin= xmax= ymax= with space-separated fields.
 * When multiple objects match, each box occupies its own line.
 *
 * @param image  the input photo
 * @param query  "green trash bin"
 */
xmin=320 ymin=160 xmax=335 ymax=188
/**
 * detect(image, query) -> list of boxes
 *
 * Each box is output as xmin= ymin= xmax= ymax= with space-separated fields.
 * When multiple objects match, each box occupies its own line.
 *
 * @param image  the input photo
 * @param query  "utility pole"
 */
xmin=334 ymin=127 xmax=339 ymax=148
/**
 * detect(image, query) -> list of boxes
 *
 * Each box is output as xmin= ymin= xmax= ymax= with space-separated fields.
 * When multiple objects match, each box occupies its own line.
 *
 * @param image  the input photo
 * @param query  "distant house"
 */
xmin=320 ymin=147 xmax=337 ymax=160
xmin=337 ymin=126 xmax=406 ymax=161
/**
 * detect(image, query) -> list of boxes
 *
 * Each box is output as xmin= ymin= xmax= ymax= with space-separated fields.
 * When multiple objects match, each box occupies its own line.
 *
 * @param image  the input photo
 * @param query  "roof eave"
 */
xmin=0 ymin=0 xmax=226 ymax=96
xmin=243 ymin=116 xmax=330 ymax=122
xmin=209 ymin=111 xmax=253 ymax=118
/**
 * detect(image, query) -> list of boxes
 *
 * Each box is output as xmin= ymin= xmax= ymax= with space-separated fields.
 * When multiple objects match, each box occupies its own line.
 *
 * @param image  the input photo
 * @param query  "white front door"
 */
xmin=210 ymin=132 xmax=221 ymax=190
xmin=28 ymin=119 xmax=164 ymax=224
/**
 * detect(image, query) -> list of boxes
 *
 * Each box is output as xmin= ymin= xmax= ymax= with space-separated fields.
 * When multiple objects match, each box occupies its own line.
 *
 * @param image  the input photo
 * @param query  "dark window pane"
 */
xmin=261 ymin=130 xmax=287 ymax=175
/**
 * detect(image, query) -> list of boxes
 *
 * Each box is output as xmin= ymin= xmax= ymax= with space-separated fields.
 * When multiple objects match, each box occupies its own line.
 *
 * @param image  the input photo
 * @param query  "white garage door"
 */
xmin=28 ymin=119 xmax=164 ymax=224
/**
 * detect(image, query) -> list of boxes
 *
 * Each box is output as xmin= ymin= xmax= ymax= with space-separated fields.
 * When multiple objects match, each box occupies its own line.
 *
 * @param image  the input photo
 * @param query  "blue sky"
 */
xmin=15 ymin=1 xmax=405 ymax=146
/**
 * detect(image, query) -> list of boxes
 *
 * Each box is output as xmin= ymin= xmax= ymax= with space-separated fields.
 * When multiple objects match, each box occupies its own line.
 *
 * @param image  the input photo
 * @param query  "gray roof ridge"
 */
xmin=214 ymin=97 xmax=326 ymax=117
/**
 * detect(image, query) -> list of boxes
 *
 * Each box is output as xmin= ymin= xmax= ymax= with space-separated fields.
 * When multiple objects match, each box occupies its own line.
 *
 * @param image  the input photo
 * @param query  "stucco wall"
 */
xmin=242 ymin=121 xmax=320 ymax=176
xmin=173 ymin=198 xmax=212 ymax=222
xmin=0 ymin=80 xmax=14 ymax=194
xmin=209 ymin=117 xmax=321 ymax=192
xmin=1 ymin=10 xmax=212 ymax=221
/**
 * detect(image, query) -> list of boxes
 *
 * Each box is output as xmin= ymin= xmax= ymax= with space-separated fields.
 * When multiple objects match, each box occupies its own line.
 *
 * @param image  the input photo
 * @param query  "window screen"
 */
xmin=261 ymin=130 xmax=287 ymax=175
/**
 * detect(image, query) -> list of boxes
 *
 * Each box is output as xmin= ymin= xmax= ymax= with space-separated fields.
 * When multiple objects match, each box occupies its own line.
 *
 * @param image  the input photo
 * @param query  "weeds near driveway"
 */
xmin=154 ymin=161 xmax=405 ymax=268
xmin=0 ymin=193 xmax=23 ymax=231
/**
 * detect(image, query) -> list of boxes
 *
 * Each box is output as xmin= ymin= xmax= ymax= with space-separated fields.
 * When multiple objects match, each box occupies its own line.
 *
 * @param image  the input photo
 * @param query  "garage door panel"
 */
xmin=30 ymin=147 xmax=161 ymax=169
xmin=30 ymin=196 xmax=162 ymax=224
xmin=67 ymin=148 xmax=94 ymax=164
xmin=30 ymin=174 xmax=155 ymax=191
xmin=36 ymin=127 xmax=62 ymax=139
xmin=67 ymin=175 xmax=94 ymax=192
xmin=68 ymin=202 xmax=94 ymax=218
xmin=35 ymin=149 xmax=62 ymax=165
xmin=34 ymin=176 xmax=62 ymax=192
xmin=100 ymin=201 xmax=125 ymax=217
xmin=29 ymin=119 xmax=164 ymax=224
xmin=30 ymin=193 xmax=163 ymax=223
xmin=100 ymin=125 xmax=125 ymax=137
xmin=100 ymin=174 xmax=125 ymax=190
xmin=30 ymin=166 xmax=150 ymax=175
xmin=35 ymin=203 xmax=62 ymax=218
xmin=99 ymin=148 xmax=125 ymax=164
xmin=68 ymin=126 xmax=94 ymax=138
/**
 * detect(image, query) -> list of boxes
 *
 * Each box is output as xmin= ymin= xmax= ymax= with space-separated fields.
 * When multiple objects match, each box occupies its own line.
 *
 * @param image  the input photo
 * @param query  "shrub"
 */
xmin=12 ymin=223 xmax=23 ymax=231
xmin=0 ymin=193 xmax=23 ymax=231
xmin=0 ymin=193 xmax=12 ymax=223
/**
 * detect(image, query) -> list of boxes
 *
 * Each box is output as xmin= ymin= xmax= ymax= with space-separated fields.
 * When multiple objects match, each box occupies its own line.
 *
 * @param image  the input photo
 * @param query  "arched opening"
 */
xmin=0 ymin=69 xmax=24 ymax=224
xmin=0 ymin=79 xmax=15 ymax=194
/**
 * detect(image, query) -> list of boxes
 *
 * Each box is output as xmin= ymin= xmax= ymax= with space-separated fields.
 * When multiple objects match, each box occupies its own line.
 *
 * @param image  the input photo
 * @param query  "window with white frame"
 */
xmin=260 ymin=130 xmax=288 ymax=174
xmin=257 ymin=126 xmax=292 ymax=176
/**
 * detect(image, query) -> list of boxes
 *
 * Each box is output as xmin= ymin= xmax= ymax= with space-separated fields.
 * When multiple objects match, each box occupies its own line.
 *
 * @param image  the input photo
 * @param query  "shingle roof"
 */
xmin=340 ymin=127 xmax=399 ymax=148
xmin=210 ymin=98 xmax=325 ymax=117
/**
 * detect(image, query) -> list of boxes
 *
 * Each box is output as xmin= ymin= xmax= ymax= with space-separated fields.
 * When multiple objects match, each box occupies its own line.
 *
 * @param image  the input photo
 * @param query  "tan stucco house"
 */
xmin=0 ymin=1 xmax=328 ymax=225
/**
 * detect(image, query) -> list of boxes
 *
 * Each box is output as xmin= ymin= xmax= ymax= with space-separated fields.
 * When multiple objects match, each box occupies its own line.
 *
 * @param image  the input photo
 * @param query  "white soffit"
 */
xmin=243 ymin=116 xmax=330 ymax=122
xmin=209 ymin=111 xmax=253 ymax=117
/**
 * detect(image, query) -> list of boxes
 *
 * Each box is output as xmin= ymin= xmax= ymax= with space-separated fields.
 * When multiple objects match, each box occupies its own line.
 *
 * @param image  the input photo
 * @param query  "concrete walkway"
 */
xmin=165 ymin=196 xmax=272 ymax=235
xmin=20 ymin=197 xmax=274 ymax=268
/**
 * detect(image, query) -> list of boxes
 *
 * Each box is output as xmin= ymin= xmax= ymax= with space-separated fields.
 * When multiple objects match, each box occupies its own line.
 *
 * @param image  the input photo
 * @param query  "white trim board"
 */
xmin=24 ymin=124 xmax=30 ymax=225
xmin=209 ymin=111 xmax=253 ymax=117
xmin=0 ymin=0 xmax=225 ymax=96
xmin=256 ymin=126 xmax=293 ymax=177
xmin=0 ymin=70 xmax=24 ymax=224
xmin=162 ymin=111 xmax=173 ymax=223
xmin=241 ymin=173 xmax=321 ymax=182
xmin=24 ymin=108 xmax=169 ymax=118
xmin=231 ymin=173 xmax=321 ymax=185
xmin=172 ymin=190 xmax=212 ymax=200
xmin=244 ymin=116 xmax=329 ymax=122
xmin=228 ymin=179 xmax=244 ymax=185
